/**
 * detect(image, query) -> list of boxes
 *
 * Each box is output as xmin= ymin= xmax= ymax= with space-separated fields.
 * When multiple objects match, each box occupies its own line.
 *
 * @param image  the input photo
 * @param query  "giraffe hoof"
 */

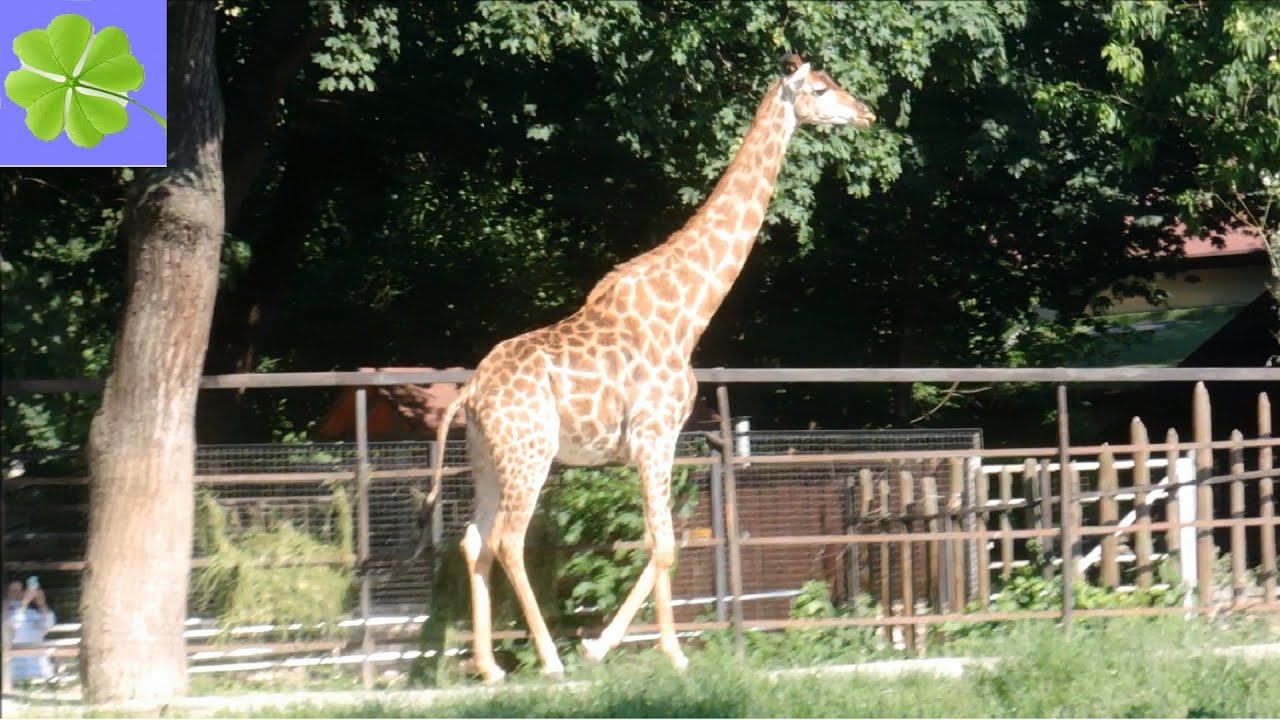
xmin=480 ymin=666 xmax=507 ymax=685
xmin=542 ymin=664 xmax=566 ymax=681
xmin=670 ymin=651 xmax=689 ymax=673
xmin=580 ymin=637 xmax=608 ymax=664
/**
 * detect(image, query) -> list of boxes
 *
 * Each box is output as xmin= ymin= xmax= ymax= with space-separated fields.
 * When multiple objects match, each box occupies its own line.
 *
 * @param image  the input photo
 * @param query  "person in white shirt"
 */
xmin=4 ymin=579 xmax=57 ymax=683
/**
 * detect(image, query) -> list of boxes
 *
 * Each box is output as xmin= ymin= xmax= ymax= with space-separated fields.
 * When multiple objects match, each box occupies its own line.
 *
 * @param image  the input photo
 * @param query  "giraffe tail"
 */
xmin=426 ymin=381 xmax=470 ymax=507
xmin=389 ymin=381 xmax=471 ymax=573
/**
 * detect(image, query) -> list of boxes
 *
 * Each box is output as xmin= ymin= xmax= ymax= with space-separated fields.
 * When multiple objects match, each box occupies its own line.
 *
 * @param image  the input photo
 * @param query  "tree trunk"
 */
xmin=79 ymin=1 xmax=224 ymax=704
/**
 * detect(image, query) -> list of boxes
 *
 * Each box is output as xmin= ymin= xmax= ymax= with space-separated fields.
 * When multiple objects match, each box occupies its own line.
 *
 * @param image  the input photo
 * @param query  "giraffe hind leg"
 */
xmin=460 ymin=452 xmax=505 ymax=684
xmin=467 ymin=412 xmax=564 ymax=680
xmin=493 ymin=503 xmax=565 ymax=678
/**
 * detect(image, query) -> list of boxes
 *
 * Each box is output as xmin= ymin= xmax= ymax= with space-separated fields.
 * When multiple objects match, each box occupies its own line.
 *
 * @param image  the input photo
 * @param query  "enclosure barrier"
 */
xmin=3 ymin=367 xmax=1277 ymax=688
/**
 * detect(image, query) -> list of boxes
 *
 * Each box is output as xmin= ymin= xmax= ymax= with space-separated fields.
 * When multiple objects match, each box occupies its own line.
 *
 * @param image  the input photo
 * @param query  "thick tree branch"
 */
xmin=222 ymin=3 xmax=326 ymax=228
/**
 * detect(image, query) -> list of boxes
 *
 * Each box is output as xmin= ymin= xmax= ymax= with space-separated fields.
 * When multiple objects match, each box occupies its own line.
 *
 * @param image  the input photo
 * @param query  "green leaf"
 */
xmin=4 ymin=68 xmax=62 ymax=107
xmin=2 ymin=12 xmax=164 ymax=148
xmin=66 ymin=92 xmax=129 ymax=148
xmin=26 ymin=87 xmax=69 ymax=141
xmin=12 ymin=14 xmax=89 ymax=77
xmin=77 ymin=27 xmax=144 ymax=91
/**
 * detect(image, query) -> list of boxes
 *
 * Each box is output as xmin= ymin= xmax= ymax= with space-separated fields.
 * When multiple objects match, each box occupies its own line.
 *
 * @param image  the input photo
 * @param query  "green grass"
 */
xmin=205 ymin=617 xmax=1280 ymax=719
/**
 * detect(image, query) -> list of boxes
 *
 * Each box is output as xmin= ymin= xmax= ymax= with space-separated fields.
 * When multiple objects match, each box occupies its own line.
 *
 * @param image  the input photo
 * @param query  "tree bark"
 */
xmin=79 ymin=1 xmax=224 ymax=704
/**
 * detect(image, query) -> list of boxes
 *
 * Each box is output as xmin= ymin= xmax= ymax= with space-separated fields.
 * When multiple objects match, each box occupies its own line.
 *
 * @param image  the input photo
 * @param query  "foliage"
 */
xmin=1 ymin=170 xmax=126 ymax=454
xmin=936 ymin=541 xmax=1186 ymax=644
xmin=701 ymin=580 xmax=891 ymax=668
xmin=5 ymin=0 xmax=1276 ymax=446
xmin=191 ymin=486 xmax=356 ymax=637
xmin=488 ymin=461 xmax=704 ymax=675
xmin=544 ymin=463 xmax=700 ymax=619
xmin=1063 ymin=0 xmax=1280 ymax=345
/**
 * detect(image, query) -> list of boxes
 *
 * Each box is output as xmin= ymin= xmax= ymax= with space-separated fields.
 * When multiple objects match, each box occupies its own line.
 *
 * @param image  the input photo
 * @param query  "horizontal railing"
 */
xmin=2 ymin=366 xmax=1277 ymax=394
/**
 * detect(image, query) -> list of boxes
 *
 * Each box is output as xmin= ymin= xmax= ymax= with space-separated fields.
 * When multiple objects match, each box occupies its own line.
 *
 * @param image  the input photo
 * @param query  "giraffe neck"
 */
xmin=582 ymin=79 xmax=798 ymax=359
xmin=663 ymin=79 xmax=796 ymax=353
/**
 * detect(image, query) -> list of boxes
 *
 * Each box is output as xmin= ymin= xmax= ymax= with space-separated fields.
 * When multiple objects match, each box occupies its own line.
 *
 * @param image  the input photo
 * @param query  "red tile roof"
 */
xmin=1175 ymin=223 xmax=1266 ymax=258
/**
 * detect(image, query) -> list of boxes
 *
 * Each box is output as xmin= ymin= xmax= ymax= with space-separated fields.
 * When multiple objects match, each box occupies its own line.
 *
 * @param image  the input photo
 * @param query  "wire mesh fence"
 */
xmin=2 ymin=427 xmax=981 ymax=626
xmin=2 ymin=375 xmax=1277 ymax=687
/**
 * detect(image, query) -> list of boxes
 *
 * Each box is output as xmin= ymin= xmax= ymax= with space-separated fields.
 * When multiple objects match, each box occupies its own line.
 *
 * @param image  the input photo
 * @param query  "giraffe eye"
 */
xmin=813 ymin=86 xmax=830 ymax=96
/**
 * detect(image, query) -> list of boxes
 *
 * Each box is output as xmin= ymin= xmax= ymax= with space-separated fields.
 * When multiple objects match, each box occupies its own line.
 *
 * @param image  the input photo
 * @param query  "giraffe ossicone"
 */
xmin=425 ymin=52 xmax=875 ymax=684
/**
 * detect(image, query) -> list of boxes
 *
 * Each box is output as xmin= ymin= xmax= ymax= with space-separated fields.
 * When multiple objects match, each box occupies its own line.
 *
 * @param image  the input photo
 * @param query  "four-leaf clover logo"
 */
xmin=4 ymin=13 xmax=165 ymax=148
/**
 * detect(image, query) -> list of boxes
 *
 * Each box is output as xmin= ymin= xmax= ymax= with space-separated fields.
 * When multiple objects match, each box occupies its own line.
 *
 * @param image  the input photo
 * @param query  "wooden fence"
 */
xmin=2 ymin=368 xmax=1277 ymax=687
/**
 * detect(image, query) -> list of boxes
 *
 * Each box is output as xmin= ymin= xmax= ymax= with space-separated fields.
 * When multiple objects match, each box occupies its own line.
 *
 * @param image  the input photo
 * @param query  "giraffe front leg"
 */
xmin=647 ymin=512 xmax=688 ymax=671
xmin=637 ymin=444 xmax=688 ymax=672
xmin=581 ymin=560 xmax=657 ymax=663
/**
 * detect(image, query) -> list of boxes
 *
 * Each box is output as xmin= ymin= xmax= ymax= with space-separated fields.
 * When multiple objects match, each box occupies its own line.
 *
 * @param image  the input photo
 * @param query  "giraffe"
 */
xmin=425 ymin=52 xmax=876 ymax=683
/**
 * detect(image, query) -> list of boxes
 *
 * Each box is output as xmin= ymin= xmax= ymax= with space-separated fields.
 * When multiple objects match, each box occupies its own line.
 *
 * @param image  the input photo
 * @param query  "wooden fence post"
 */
xmin=999 ymin=467 xmax=1014 ymax=581
xmin=976 ymin=468 xmax=990 ymax=609
xmin=923 ymin=475 xmax=942 ymax=612
xmin=899 ymin=471 xmax=916 ymax=652
xmin=857 ymin=469 xmax=874 ymax=602
xmin=1057 ymin=385 xmax=1075 ymax=636
xmin=1099 ymin=444 xmax=1120 ymax=589
xmin=1260 ymin=392 xmax=1276 ymax=603
xmin=1131 ymin=418 xmax=1153 ymax=589
xmin=1194 ymin=382 xmax=1215 ymax=608
xmin=1038 ymin=458 xmax=1054 ymax=577
xmin=878 ymin=477 xmax=892 ymax=634
xmin=949 ymin=458 xmax=966 ymax=608
xmin=1228 ymin=429 xmax=1246 ymax=604
xmin=1022 ymin=459 xmax=1038 ymax=553
xmin=1165 ymin=428 xmax=1181 ymax=575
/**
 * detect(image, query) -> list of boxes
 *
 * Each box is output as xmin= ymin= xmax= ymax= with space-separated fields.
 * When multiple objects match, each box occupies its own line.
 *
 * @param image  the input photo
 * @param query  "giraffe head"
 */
xmin=778 ymin=52 xmax=876 ymax=129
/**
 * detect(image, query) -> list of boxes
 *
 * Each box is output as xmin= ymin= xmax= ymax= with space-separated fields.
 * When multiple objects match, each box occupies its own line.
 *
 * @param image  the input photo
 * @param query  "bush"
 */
xmin=699 ymin=580 xmax=892 ymax=668
xmin=191 ymin=487 xmax=356 ymax=638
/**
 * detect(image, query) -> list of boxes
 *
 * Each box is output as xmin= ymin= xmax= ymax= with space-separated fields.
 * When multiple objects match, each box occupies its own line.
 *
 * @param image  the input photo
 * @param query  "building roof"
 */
xmin=311 ymin=367 xmax=465 ymax=442
xmin=1174 ymin=223 xmax=1266 ymax=259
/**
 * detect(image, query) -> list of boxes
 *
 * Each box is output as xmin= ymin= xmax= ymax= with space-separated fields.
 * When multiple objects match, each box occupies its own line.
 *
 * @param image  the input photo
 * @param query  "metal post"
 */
xmin=962 ymin=439 xmax=981 ymax=601
xmin=716 ymin=385 xmax=746 ymax=658
xmin=845 ymin=474 xmax=861 ymax=608
xmin=355 ymin=389 xmax=375 ymax=690
xmin=709 ymin=459 xmax=729 ymax=623
xmin=1057 ymin=384 xmax=1074 ymax=637
xmin=428 ymin=439 xmax=443 ymax=549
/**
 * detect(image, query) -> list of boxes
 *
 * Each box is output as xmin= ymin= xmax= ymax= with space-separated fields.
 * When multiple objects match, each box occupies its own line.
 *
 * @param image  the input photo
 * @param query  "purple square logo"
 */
xmin=1 ymin=0 xmax=167 ymax=167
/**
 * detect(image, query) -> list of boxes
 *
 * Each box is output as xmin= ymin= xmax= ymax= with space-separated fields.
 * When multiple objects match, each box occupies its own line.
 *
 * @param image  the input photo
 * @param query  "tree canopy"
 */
xmin=3 ymin=0 xmax=1276 ymax=451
